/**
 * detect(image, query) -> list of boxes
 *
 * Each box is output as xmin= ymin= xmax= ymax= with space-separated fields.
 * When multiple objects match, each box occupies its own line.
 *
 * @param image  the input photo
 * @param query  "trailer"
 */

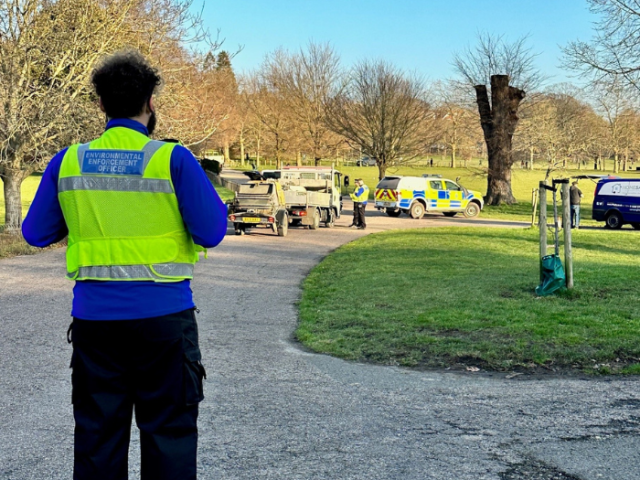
xmin=227 ymin=181 xmax=289 ymax=236
xmin=275 ymin=167 xmax=344 ymax=228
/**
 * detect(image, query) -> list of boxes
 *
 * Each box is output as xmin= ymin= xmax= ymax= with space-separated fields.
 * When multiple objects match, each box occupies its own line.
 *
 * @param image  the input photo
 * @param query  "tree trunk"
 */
xmin=223 ymin=141 xmax=230 ymax=164
xmin=240 ymin=138 xmax=245 ymax=167
xmin=256 ymin=138 xmax=261 ymax=167
xmin=2 ymin=170 xmax=26 ymax=234
xmin=450 ymin=144 xmax=456 ymax=168
xmin=474 ymin=75 xmax=525 ymax=205
xmin=296 ymin=151 xmax=302 ymax=167
xmin=614 ymin=152 xmax=619 ymax=173
xmin=529 ymin=146 xmax=534 ymax=170
xmin=378 ymin=162 xmax=387 ymax=180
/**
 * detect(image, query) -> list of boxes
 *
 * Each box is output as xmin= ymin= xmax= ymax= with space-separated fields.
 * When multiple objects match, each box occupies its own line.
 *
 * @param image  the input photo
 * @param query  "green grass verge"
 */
xmin=297 ymin=227 xmax=640 ymax=374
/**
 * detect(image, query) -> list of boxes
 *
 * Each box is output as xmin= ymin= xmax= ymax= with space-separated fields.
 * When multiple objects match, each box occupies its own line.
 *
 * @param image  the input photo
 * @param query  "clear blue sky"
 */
xmin=199 ymin=0 xmax=597 ymax=86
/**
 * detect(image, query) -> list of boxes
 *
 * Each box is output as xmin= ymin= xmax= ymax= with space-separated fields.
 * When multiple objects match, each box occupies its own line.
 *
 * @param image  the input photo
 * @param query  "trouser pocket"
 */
xmin=183 ymin=349 xmax=206 ymax=406
xmin=183 ymin=311 xmax=206 ymax=406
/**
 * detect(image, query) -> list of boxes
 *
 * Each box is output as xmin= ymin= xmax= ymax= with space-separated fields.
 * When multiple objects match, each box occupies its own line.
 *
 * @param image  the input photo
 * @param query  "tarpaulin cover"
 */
xmin=535 ymin=254 xmax=566 ymax=296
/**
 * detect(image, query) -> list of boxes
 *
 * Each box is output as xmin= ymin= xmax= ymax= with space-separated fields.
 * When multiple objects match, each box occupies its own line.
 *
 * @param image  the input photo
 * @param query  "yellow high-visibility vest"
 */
xmin=58 ymin=126 xmax=200 ymax=282
xmin=350 ymin=185 xmax=370 ymax=202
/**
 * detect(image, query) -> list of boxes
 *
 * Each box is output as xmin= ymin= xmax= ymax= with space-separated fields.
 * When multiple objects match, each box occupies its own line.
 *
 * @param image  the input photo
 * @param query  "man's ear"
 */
xmin=99 ymin=98 xmax=105 ymax=113
xmin=148 ymin=96 xmax=155 ymax=113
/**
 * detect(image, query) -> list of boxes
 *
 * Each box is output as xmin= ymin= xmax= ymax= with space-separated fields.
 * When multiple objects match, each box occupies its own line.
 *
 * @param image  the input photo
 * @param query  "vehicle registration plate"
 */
xmin=243 ymin=217 xmax=262 ymax=223
xmin=383 ymin=202 xmax=394 ymax=207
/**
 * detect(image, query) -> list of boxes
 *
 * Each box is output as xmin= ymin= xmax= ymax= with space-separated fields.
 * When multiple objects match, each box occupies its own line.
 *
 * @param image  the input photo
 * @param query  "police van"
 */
xmin=593 ymin=177 xmax=640 ymax=229
xmin=374 ymin=175 xmax=484 ymax=219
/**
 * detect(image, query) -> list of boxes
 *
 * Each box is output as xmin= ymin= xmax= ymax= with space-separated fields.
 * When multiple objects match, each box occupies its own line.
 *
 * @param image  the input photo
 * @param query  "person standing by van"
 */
xmin=349 ymin=178 xmax=369 ymax=229
xmin=570 ymin=180 xmax=583 ymax=229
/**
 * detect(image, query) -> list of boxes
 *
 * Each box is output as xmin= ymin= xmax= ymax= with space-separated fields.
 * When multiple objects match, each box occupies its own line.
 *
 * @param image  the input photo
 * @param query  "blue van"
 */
xmin=592 ymin=177 xmax=640 ymax=229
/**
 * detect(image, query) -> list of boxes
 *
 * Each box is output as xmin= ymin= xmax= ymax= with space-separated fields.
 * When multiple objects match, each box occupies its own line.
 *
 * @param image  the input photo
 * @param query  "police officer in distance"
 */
xmin=349 ymin=178 xmax=370 ymax=229
xmin=23 ymin=50 xmax=228 ymax=480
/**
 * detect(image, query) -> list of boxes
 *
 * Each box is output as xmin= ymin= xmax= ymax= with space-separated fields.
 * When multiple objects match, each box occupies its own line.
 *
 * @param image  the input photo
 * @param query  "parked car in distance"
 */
xmin=592 ymin=177 xmax=640 ymax=229
xmin=355 ymin=157 xmax=377 ymax=167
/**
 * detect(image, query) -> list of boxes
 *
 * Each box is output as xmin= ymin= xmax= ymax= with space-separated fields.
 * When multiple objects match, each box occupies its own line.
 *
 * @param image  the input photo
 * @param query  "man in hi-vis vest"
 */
xmin=23 ymin=51 xmax=227 ymax=480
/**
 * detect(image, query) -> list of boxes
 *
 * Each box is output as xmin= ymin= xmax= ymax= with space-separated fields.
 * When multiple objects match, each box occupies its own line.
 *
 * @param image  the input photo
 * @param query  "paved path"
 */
xmin=1 ymin=203 xmax=639 ymax=480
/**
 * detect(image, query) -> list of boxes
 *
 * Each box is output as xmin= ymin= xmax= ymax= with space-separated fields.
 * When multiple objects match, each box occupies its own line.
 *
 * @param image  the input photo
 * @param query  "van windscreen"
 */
xmin=377 ymin=177 xmax=400 ymax=190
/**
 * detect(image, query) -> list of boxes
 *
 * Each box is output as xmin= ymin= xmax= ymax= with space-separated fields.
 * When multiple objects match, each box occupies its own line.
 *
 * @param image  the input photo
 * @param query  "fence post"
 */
xmin=531 ymin=188 xmax=539 ymax=227
xmin=561 ymin=181 xmax=574 ymax=289
xmin=539 ymin=181 xmax=548 ymax=282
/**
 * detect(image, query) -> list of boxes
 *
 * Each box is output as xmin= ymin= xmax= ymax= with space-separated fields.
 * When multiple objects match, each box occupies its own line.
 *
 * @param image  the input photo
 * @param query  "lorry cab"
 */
xmin=375 ymin=175 xmax=484 ymax=219
xmin=592 ymin=177 xmax=640 ymax=229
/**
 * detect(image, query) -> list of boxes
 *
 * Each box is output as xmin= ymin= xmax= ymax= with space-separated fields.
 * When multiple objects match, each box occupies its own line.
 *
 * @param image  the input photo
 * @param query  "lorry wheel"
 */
xmin=309 ymin=209 xmax=320 ymax=230
xmin=386 ymin=208 xmax=402 ymax=217
xmin=410 ymin=202 xmax=425 ymax=219
xmin=325 ymin=209 xmax=335 ymax=228
xmin=605 ymin=211 xmax=623 ymax=229
xmin=463 ymin=202 xmax=481 ymax=218
xmin=277 ymin=216 xmax=289 ymax=237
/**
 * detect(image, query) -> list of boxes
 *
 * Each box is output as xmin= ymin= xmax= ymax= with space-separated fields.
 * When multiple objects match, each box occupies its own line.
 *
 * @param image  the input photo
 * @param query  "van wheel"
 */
xmin=443 ymin=212 xmax=457 ymax=217
xmin=386 ymin=208 xmax=402 ymax=217
xmin=309 ymin=209 xmax=321 ymax=230
xmin=464 ymin=202 xmax=481 ymax=218
xmin=409 ymin=202 xmax=425 ymax=219
xmin=605 ymin=211 xmax=623 ymax=229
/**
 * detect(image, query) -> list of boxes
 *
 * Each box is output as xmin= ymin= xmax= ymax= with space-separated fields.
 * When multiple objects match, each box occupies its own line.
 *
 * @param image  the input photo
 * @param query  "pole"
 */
xmin=531 ymin=188 xmax=538 ymax=227
xmin=539 ymin=181 xmax=548 ymax=282
xmin=561 ymin=181 xmax=574 ymax=289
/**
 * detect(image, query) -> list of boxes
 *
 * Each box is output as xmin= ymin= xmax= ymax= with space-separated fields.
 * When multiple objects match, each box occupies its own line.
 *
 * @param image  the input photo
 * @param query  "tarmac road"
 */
xmin=1 ymin=201 xmax=639 ymax=480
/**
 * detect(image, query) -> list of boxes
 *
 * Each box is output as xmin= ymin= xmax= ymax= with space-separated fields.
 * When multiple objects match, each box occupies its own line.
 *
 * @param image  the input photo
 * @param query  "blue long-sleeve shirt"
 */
xmin=22 ymin=119 xmax=228 ymax=320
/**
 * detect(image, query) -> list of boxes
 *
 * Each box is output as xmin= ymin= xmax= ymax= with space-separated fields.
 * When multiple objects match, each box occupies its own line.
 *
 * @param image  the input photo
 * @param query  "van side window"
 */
xmin=430 ymin=181 xmax=443 ymax=190
xmin=444 ymin=181 xmax=461 ymax=191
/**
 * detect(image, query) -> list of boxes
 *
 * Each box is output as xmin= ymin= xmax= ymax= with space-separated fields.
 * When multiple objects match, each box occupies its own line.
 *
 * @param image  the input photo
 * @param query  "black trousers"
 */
xmin=353 ymin=202 xmax=367 ymax=228
xmin=70 ymin=309 xmax=206 ymax=480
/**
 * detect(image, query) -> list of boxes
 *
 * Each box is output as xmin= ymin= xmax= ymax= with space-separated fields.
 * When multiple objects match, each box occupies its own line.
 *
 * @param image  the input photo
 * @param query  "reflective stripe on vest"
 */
xmin=58 ymin=176 xmax=173 ymax=193
xmin=68 ymin=263 xmax=195 ymax=281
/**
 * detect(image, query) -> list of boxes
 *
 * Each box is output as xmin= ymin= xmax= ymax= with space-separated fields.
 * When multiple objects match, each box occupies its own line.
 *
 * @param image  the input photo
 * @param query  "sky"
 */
xmin=198 ymin=0 xmax=599 ymax=87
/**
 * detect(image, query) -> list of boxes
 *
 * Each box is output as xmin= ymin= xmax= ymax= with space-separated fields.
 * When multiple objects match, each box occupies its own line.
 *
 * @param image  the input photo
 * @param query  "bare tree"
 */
xmin=266 ymin=43 xmax=342 ymax=166
xmin=454 ymin=33 xmax=541 ymax=204
xmin=587 ymin=77 xmax=638 ymax=172
xmin=433 ymin=81 xmax=482 ymax=168
xmin=326 ymin=60 xmax=429 ymax=180
xmin=564 ymin=0 xmax=640 ymax=91
xmin=244 ymin=69 xmax=293 ymax=169
xmin=0 ymin=0 xmax=215 ymax=232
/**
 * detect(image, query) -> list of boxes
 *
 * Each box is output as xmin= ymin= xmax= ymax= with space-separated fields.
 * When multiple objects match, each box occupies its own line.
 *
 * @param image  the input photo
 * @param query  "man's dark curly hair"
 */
xmin=91 ymin=50 xmax=161 ymax=119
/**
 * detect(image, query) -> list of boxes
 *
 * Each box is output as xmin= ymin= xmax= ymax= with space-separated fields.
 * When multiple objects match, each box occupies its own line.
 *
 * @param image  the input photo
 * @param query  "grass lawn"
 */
xmin=297 ymin=227 xmax=640 ymax=375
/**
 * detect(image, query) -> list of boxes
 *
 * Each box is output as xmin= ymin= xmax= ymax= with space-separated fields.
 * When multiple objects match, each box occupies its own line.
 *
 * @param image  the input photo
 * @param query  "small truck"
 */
xmin=227 ymin=181 xmax=289 ymax=236
xmin=273 ymin=166 xmax=344 ymax=228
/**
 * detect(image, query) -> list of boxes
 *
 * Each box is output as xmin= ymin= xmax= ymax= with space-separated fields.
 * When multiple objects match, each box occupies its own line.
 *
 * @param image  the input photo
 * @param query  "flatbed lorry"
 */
xmin=269 ymin=166 xmax=344 ymax=228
